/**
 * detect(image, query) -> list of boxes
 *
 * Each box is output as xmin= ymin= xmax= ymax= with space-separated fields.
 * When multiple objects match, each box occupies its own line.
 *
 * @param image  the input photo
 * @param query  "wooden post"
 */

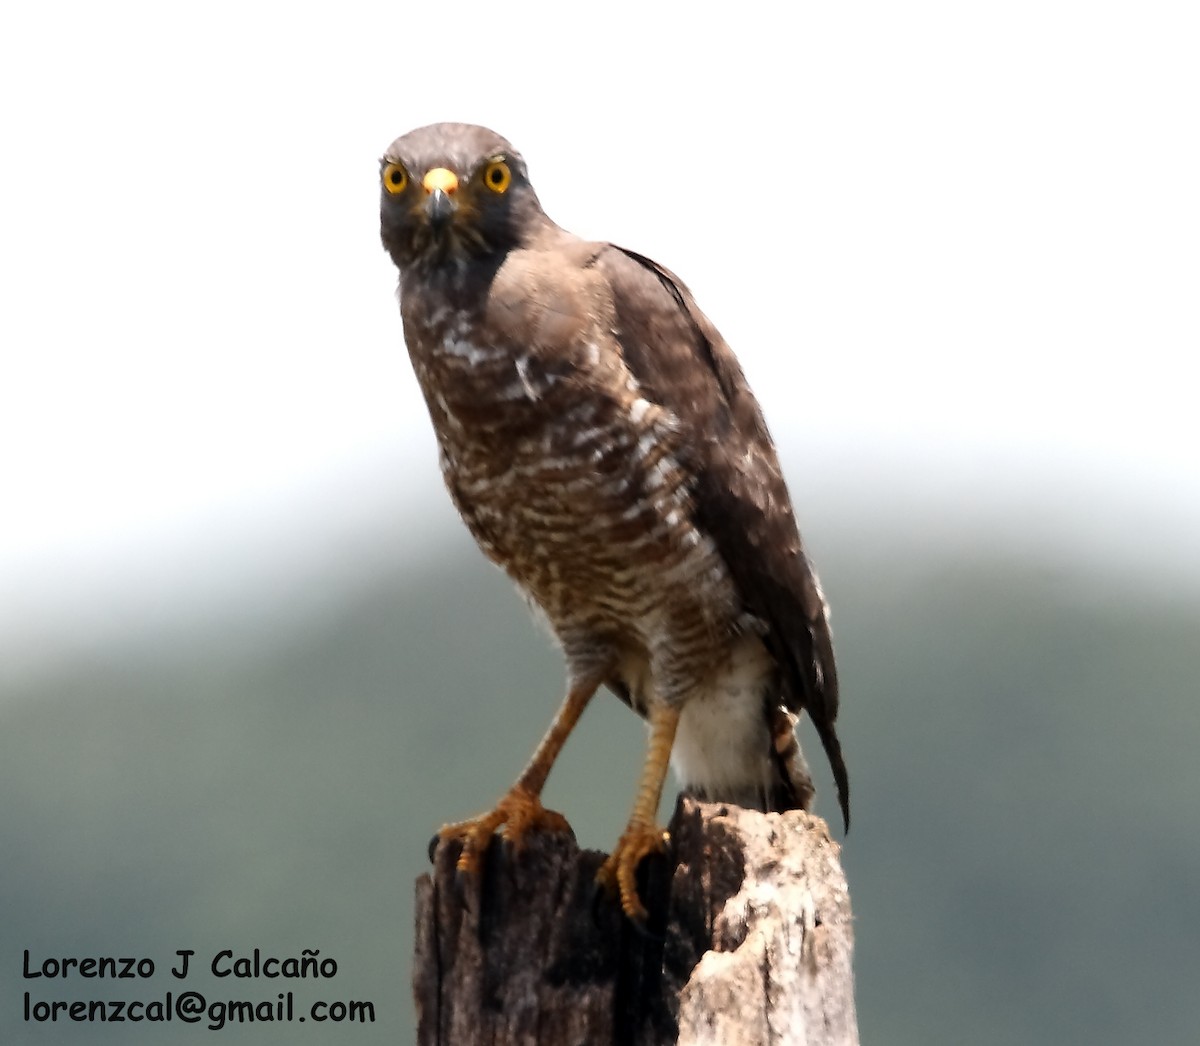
xmin=414 ymin=797 xmax=859 ymax=1045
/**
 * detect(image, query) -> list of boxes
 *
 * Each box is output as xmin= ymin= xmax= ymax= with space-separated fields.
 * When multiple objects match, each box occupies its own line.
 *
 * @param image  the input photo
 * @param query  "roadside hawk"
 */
xmin=380 ymin=122 xmax=848 ymax=921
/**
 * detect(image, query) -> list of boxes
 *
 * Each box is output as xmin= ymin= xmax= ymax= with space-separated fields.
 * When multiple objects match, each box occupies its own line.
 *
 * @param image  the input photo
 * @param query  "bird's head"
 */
xmin=379 ymin=122 xmax=545 ymax=274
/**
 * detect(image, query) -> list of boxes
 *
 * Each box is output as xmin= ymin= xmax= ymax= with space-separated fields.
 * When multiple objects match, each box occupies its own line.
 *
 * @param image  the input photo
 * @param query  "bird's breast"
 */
xmin=406 ymin=316 xmax=742 ymax=662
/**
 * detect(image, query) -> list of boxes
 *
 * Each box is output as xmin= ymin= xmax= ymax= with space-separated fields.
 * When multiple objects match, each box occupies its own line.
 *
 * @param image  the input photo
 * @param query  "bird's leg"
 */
xmin=596 ymin=701 xmax=681 ymax=923
xmin=438 ymin=676 xmax=600 ymax=876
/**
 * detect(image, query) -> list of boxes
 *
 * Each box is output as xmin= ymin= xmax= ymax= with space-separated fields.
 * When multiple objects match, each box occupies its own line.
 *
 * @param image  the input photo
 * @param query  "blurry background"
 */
xmin=2 ymin=2 xmax=1198 ymax=1044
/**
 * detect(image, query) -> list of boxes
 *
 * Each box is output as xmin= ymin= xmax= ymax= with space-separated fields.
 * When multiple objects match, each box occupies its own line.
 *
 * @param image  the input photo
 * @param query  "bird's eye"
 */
xmin=483 ymin=160 xmax=511 ymax=194
xmin=382 ymin=163 xmax=409 ymax=195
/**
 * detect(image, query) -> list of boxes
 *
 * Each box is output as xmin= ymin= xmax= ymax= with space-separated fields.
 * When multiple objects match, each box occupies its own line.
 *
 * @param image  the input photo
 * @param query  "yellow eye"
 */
xmin=483 ymin=160 xmax=511 ymax=194
xmin=382 ymin=162 xmax=409 ymax=195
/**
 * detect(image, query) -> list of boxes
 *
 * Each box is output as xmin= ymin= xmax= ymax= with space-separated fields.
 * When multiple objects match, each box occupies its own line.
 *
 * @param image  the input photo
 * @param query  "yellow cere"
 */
xmin=422 ymin=167 xmax=460 ymax=195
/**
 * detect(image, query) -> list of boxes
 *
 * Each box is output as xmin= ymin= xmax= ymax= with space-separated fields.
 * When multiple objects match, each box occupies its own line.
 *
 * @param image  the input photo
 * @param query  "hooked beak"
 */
xmin=422 ymin=167 xmax=458 ymax=229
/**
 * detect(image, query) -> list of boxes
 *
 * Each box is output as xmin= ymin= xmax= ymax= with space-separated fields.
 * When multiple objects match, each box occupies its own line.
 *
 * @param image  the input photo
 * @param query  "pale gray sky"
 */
xmin=2 ymin=1 xmax=1198 ymax=660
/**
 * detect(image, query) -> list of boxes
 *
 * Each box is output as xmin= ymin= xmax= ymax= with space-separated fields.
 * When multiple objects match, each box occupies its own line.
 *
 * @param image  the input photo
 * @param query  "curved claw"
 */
xmin=438 ymin=786 xmax=572 ymax=878
xmin=595 ymin=823 xmax=669 ymax=924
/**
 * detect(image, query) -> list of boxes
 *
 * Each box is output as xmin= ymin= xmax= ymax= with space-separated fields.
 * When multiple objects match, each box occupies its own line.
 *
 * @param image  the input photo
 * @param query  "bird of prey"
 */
xmin=380 ymin=122 xmax=848 ymax=922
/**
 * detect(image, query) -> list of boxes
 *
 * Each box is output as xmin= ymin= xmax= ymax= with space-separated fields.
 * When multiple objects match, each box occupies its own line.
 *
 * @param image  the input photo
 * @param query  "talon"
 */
xmin=437 ymin=786 xmax=573 ymax=878
xmin=596 ymin=823 xmax=669 ymax=924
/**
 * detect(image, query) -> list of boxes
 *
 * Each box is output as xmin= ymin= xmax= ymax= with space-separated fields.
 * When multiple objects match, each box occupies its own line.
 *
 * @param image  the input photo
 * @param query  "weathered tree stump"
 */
xmin=413 ymin=797 xmax=858 ymax=1045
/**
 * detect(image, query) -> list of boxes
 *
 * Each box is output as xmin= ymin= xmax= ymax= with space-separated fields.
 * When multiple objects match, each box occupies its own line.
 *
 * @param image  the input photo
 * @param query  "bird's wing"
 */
xmin=595 ymin=244 xmax=849 ymax=829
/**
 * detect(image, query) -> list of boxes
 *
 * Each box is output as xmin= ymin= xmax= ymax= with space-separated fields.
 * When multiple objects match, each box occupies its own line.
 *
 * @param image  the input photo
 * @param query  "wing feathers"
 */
xmin=599 ymin=244 xmax=849 ymax=829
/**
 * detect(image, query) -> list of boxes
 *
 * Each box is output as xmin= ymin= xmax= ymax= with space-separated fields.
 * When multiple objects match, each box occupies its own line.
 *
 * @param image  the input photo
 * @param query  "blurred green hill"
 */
xmin=2 ymin=511 xmax=1198 ymax=1044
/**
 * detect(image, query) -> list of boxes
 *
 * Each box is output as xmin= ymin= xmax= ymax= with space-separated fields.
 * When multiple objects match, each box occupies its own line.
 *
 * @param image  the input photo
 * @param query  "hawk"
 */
xmin=380 ymin=122 xmax=848 ymax=921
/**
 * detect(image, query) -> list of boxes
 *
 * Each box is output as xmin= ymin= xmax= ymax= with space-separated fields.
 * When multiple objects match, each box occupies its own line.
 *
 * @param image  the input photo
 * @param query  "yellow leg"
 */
xmin=439 ymin=677 xmax=599 ymax=875
xmin=596 ymin=701 xmax=680 ymax=923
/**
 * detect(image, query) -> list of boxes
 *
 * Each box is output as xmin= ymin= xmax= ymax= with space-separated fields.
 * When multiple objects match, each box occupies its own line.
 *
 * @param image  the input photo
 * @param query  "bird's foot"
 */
xmin=437 ymin=785 xmax=572 ymax=877
xmin=595 ymin=821 xmax=669 ymax=924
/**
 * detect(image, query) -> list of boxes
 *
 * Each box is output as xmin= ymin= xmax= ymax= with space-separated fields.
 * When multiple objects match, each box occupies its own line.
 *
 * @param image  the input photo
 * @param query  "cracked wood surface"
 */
xmin=414 ymin=797 xmax=858 ymax=1045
